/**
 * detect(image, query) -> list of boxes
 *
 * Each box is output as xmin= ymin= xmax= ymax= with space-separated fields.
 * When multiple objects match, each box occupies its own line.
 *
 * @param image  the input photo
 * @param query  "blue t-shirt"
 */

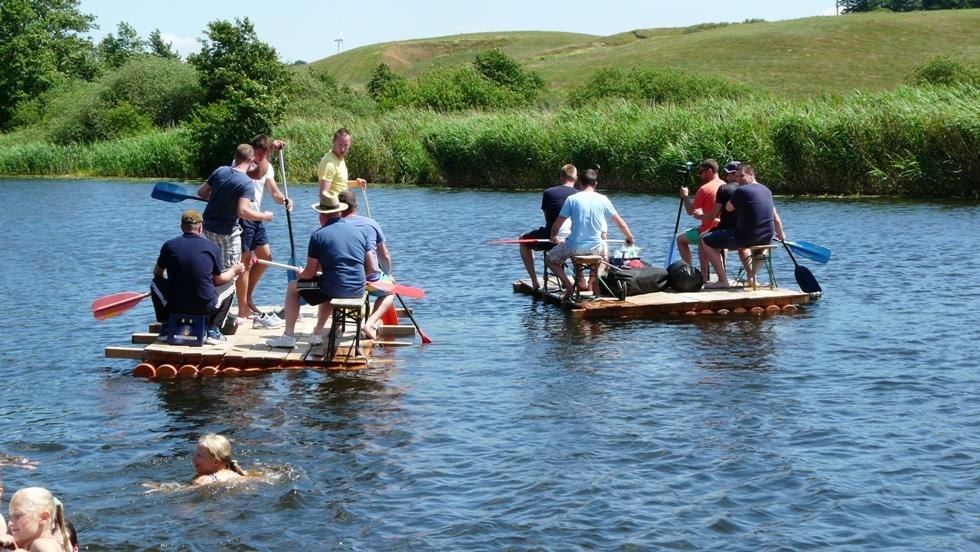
xmin=202 ymin=166 xmax=255 ymax=235
xmin=307 ymin=217 xmax=367 ymax=298
xmin=541 ymin=185 xmax=578 ymax=230
xmin=346 ymin=214 xmax=385 ymax=281
xmin=345 ymin=215 xmax=385 ymax=252
xmin=559 ymin=190 xmax=617 ymax=250
xmin=156 ymin=233 xmax=221 ymax=311
xmin=732 ymin=182 xmax=775 ymax=246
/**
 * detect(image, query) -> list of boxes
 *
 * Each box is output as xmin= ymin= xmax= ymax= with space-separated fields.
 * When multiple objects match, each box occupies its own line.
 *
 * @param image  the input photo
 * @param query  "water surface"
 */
xmin=0 ymin=179 xmax=978 ymax=550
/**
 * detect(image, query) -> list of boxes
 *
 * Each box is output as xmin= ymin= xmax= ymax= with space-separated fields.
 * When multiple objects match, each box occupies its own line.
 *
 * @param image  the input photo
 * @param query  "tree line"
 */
xmin=840 ymin=0 xmax=979 ymax=12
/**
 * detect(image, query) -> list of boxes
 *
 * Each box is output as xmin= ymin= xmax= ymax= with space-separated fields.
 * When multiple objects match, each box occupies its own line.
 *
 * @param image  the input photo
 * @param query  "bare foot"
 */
xmin=361 ymin=323 xmax=378 ymax=340
xmin=704 ymin=281 xmax=731 ymax=290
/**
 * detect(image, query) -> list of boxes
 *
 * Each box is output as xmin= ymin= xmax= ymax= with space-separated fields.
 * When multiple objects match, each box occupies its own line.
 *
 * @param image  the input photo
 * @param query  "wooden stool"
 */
xmin=325 ymin=295 xmax=367 ymax=361
xmin=570 ymin=255 xmax=604 ymax=301
xmin=738 ymin=245 xmax=778 ymax=290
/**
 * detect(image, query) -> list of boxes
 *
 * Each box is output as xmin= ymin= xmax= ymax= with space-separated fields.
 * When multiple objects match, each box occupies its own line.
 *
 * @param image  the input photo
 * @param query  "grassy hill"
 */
xmin=309 ymin=9 xmax=980 ymax=97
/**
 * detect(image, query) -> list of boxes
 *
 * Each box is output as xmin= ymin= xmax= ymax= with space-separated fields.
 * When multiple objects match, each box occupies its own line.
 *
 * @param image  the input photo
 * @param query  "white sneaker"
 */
xmin=310 ymin=332 xmax=323 ymax=346
xmin=254 ymin=312 xmax=285 ymax=328
xmin=266 ymin=334 xmax=297 ymax=348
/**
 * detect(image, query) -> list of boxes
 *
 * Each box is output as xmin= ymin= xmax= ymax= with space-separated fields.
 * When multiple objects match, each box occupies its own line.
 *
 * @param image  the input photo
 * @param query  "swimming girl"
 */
xmin=192 ymin=434 xmax=247 ymax=486
xmin=2 ymin=487 xmax=70 ymax=552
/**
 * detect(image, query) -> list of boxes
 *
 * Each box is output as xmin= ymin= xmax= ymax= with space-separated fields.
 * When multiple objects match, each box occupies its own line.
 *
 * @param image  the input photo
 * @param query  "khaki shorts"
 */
xmin=546 ymin=241 xmax=606 ymax=265
xmin=204 ymin=227 xmax=243 ymax=270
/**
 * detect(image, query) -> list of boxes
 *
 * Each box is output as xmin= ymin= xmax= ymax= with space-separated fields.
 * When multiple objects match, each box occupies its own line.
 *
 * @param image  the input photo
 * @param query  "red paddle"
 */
xmin=255 ymin=259 xmax=426 ymax=299
xmin=92 ymin=291 xmax=151 ymax=320
xmin=488 ymin=238 xmax=627 ymax=245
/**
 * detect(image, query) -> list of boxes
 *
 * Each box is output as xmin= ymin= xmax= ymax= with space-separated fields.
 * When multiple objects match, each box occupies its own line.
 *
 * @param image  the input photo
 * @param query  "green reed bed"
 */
xmin=0 ymin=128 xmax=196 ymax=179
xmin=1 ymin=86 xmax=976 ymax=197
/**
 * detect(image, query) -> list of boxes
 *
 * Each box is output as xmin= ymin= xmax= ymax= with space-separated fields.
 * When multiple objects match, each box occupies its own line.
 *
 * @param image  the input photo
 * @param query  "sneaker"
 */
xmin=253 ymin=312 xmax=285 ymax=329
xmin=266 ymin=334 xmax=297 ymax=348
xmin=310 ymin=333 xmax=323 ymax=346
xmin=206 ymin=327 xmax=227 ymax=345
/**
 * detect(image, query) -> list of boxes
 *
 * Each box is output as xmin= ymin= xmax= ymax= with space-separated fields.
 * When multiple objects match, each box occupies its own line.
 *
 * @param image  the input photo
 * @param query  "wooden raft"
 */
xmin=512 ymin=277 xmax=813 ymax=319
xmin=105 ymin=305 xmax=417 ymax=378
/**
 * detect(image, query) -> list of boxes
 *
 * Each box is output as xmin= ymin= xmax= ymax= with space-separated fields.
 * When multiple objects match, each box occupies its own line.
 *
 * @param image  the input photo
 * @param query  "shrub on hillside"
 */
xmin=367 ymin=63 xmax=411 ymax=109
xmin=473 ymin=48 xmax=545 ymax=102
xmin=908 ymin=54 xmax=980 ymax=88
xmin=102 ymin=56 xmax=203 ymax=126
xmin=567 ymin=67 xmax=749 ymax=107
xmin=288 ymin=68 xmax=376 ymax=119
xmin=368 ymin=51 xmax=544 ymax=112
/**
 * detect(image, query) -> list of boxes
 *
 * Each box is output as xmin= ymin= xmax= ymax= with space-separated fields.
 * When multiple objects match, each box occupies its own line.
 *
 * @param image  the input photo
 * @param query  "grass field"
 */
xmin=309 ymin=9 xmax=980 ymax=97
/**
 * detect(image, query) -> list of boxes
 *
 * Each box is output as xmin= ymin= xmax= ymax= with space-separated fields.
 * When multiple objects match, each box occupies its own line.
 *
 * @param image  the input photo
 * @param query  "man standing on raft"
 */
xmin=318 ymin=128 xmax=367 ymax=195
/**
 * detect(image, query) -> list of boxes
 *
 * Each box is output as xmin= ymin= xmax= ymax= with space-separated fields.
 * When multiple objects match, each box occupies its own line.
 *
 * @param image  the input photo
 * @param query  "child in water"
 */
xmin=192 ymin=434 xmax=247 ymax=486
xmin=1 ymin=487 xmax=71 ymax=552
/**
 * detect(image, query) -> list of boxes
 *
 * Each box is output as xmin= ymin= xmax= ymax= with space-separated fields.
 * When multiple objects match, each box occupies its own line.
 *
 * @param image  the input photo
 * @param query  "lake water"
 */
xmin=0 ymin=178 xmax=978 ymax=550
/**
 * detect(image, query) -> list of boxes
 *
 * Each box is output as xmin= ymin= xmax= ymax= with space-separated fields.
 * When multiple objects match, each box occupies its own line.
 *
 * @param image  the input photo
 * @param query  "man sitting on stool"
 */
xmin=151 ymin=210 xmax=245 ymax=345
xmin=701 ymin=164 xmax=785 ymax=289
xmin=266 ymin=192 xmax=376 ymax=349
xmin=545 ymin=167 xmax=635 ymax=301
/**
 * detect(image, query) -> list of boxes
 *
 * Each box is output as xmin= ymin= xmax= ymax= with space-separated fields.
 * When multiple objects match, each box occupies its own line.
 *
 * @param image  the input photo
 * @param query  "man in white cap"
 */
xmin=266 ymin=192 xmax=376 ymax=348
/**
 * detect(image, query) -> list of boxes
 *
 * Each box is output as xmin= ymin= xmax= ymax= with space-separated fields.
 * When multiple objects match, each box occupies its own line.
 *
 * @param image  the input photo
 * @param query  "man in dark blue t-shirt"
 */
xmin=701 ymin=164 xmax=785 ymax=289
xmin=197 ymin=143 xmax=275 ymax=327
xmin=267 ymin=192 xmax=376 ymax=349
xmin=520 ymin=164 xmax=579 ymax=289
xmin=151 ymin=210 xmax=245 ymax=343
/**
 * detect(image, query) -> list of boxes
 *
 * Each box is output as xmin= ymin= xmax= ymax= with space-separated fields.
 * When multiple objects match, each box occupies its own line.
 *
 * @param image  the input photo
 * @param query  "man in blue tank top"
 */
xmin=701 ymin=164 xmax=785 ymax=289
xmin=519 ymin=164 xmax=579 ymax=290
xmin=150 ymin=210 xmax=245 ymax=343
xmin=266 ymin=192 xmax=376 ymax=349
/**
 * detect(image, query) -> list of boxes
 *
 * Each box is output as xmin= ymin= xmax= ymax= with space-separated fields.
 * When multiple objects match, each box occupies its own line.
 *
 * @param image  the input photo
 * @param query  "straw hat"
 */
xmin=311 ymin=191 xmax=348 ymax=214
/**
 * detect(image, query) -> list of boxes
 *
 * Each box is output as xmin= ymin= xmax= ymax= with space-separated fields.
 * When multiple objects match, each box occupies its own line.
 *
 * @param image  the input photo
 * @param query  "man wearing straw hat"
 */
xmin=266 ymin=192 xmax=375 ymax=349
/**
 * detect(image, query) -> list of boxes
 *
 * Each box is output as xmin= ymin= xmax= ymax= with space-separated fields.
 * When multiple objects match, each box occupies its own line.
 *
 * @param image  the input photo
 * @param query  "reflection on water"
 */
xmin=0 ymin=179 xmax=978 ymax=549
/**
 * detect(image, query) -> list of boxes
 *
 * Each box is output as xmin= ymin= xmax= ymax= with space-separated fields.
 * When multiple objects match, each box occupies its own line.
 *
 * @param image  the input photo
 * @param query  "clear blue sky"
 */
xmin=79 ymin=0 xmax=840 ymax=63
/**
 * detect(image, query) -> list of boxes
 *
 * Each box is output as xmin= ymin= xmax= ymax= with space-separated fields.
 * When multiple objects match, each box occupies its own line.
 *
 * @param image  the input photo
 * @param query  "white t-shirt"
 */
xmin=249 ymin=163 xmax=275 ymax=210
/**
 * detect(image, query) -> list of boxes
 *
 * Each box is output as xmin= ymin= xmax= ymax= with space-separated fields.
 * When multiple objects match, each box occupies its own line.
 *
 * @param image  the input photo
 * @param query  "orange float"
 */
xmin=684 ymin=310 xmax=697 ymax=316
xmin=199 ymin=366 xmax=219 ymax=377
xmin=156 ymin=364 xmax=178 ymax=378
xmin=782 ymin=305 xmax=798 ymax=313
xmin=751 ymin=307 xmax=765 ymax=315
xmin=133 ymin=363 xmax=156 ymax=378
xmin=716 ymin=309 xmax=730 ymax=315
xmin=733 ymin=307 xmax=748 ymax=314
xmin=766 ymin=305 xmax=781 ymax=313
xmin=220 ymin=367 xmax=241 ymax=376
xmin=178 ymin=364 xmax=199 ymax=377
xmin=699 ymin=309 xmax=713 ymax=315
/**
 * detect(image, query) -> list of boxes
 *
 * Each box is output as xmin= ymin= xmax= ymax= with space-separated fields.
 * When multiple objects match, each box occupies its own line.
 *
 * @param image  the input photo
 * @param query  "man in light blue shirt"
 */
xmin=546 ymin=167 xmax=635 ymax=300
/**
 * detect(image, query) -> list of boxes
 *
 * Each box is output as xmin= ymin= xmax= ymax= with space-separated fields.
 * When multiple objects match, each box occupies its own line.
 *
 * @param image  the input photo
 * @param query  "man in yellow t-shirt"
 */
xmin=317 ymin=127 xmax=367 ymax=195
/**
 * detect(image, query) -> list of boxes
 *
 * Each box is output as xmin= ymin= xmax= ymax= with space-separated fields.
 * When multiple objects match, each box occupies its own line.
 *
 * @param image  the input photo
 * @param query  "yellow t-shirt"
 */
xmin=316 ymin=151 xmax=349 ymax=195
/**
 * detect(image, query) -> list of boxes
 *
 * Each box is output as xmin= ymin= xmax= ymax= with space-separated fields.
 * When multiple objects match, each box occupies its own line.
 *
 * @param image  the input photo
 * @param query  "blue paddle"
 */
xmin=663 ymin=162 xmax=693 ymax=268
xmin=151 ymin=181 xmax=206 ymax=203
xmin=783 ymin=240 xmax=831 ymax=264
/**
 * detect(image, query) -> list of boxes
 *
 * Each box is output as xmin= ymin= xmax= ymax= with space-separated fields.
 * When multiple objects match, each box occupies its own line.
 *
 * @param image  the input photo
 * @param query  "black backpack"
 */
xmin=599 ymin=266 xmax=669 ymax=300
xmin=667 ymin=260 xmax=704 ymax=292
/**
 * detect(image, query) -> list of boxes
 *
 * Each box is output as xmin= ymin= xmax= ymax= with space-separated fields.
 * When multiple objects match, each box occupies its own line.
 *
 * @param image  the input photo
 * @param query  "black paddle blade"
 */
xmin=795 ymin=265 xmax=822 ymax=294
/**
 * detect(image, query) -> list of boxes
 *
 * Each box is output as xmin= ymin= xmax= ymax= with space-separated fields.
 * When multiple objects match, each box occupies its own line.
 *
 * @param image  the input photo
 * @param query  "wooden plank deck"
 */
xmin=513 ymin=277 xmax=813 ymax=319
xmin=107 ymin=304 xmax=418 ymax=378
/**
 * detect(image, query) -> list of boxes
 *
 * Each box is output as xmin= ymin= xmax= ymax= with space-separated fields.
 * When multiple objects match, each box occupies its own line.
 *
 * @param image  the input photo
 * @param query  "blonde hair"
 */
xmin=10 ymin=487 xmax=70 ymax=552
xmin=198 ymin=434 xmax=246 ymax=475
